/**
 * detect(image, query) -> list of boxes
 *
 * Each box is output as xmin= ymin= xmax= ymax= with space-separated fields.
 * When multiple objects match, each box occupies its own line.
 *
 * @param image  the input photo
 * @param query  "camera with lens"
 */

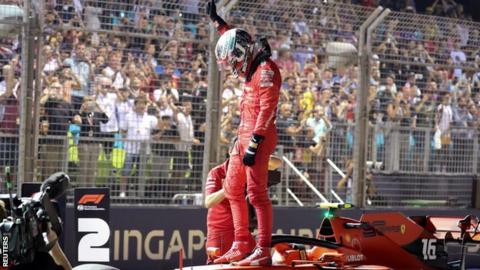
xmin=0 ymin=172 xmax=69 ymax=269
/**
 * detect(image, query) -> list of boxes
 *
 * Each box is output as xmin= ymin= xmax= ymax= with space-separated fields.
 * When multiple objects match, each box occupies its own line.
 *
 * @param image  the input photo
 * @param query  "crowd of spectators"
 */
xmin=355 ymin=0 xmax=476 ymax=21
xmin=1 ymin=0 xmax=480 ymax=202
xmin=222 ymin=0 xmax=480 ymax=198
xmin=1 ymin=0 xmax=210 ymax=201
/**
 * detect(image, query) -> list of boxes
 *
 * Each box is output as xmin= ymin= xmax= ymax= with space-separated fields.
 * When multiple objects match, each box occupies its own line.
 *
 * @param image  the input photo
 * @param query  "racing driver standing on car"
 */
xmin=206 ymin=0 xmax=281 ymax=266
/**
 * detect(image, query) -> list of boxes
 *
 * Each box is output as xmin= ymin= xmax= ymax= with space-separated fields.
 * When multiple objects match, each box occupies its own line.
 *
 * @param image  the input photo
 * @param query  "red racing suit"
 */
xmin=217 ymin=24 xmax=282 ymax=248
xmin=205 ymin=161 xmax=234 ymax=260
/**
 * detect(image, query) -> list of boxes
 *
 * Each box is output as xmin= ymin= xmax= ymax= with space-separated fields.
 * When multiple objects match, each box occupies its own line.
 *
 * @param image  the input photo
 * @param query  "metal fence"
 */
xmin=0 ymin=2 xmax=25 ymax=195
xmin=2 ymin=0 xmax=480 ymax=207
xmin=361 ymin=9 xmax=480 ymax=206
xmin=278 ymin=122 xmax=478 ymax=207
xmin=32 ymin=0 xmax=210 ymax=204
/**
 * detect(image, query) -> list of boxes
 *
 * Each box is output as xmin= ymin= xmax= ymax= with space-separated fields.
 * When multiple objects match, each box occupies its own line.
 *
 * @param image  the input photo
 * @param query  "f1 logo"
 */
xmin=78 ymin=194 xmax=105 ymax=204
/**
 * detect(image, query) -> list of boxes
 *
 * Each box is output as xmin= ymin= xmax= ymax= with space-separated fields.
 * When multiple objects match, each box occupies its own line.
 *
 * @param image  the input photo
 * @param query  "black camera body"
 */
xmin=0 ymin=172 xmax=68 ymax=268
xmin=0 ymin=192 xmax=60 ymax=266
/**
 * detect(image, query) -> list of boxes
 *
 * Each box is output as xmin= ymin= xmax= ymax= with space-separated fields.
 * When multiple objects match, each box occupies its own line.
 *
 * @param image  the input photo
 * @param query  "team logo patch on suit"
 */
xmin=259 ymin=69 xmax=274 ymax=88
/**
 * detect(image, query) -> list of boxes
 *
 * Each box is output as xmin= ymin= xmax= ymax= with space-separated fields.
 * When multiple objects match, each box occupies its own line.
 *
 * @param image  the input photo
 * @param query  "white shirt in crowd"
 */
xmin=472 ymin=71 xmax=480 ymax=88
xmin=153 ymin=88 xmax=179 ymax=102
xmin=222 ymin=87 xmax=242 ymax=113
xmin=0 ymin=80 xmax=5 ymax=94
xmin=378 ymin=83 xmax=397 ymax=96
xmin=158 ymin=106 xmax=174 ymax=118
xmin=292 ymin=20 xmax=309 ymax=36
xmin=116 ymin=99 xmax=133 ymax=130
xmin=176 ymin=112 xmax=194 ymax=152
xmin=103 ymin=67 xmax=126 ymax=89
xmin=451 ymin=50 xmax=466 ymax=78
xmin=97 ymin=92 xmax=118 ymax=133
xmin=306 ymin=117 xmax=332 ymax=144
xmin=222 ymin=87 xmax=242 ymax=100
xmin=0 ymin=81 xmax=19 ymax=122
xmin=437 ymin=104 xmax=453 ymax=133
xmin=121 ymin=111 xmax=158 ymax=154
xmin=43 ymin=58 xmax=60 ymax=74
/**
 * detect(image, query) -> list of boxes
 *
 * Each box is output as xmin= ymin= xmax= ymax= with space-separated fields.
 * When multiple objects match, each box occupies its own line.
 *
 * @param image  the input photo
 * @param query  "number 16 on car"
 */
xmin=421 ymin=238 xmax=437 ymax=261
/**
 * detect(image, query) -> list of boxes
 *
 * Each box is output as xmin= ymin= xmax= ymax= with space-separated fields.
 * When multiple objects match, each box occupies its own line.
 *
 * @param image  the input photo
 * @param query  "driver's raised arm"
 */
xmin=206 ymin=0 xmax=230 ymax=35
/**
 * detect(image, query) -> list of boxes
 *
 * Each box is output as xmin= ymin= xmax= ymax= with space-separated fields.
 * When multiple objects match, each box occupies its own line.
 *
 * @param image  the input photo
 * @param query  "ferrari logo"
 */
xmin=400 ymin=224 xmax=406 ymax=234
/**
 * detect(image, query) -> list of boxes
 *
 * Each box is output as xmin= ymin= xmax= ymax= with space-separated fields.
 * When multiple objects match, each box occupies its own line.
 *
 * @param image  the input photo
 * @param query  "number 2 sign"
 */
xmin=75 ymin=188 xmax=111 ymax=263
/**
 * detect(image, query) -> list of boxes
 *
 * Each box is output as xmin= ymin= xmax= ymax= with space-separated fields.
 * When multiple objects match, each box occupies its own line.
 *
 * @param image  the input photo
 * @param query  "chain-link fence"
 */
xmin=34 ymin=0 xmax=210 ymax=204
xmin=226 ymin=1 xmax=480 ymax=207
xmin=222 ymin=1 xmax=374 ymax=207
xmin=0 ymin=2 xmax=24 ymax=194
xmin=362 ymin=10 xmax=480 ymax=206
xmin=4 ymin=0 xmax=480 ymax=207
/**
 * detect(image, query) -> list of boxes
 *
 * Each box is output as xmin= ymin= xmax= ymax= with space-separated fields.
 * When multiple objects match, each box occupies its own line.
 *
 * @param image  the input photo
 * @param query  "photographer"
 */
xmin=10 ymin=222 xmax=72 ymax=270
xmin=3 ymin=173 xmax=73 ymax=270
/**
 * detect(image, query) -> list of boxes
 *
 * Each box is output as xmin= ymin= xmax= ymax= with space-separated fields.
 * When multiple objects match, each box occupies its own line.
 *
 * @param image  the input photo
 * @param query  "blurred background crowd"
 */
xmin=0 ymin=0 xmax=479 ymax=204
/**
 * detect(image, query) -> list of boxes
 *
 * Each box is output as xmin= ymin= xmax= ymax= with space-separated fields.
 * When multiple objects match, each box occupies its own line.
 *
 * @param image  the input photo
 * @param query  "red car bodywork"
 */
xmin=179 ymin=210 xmax=480 ymax=270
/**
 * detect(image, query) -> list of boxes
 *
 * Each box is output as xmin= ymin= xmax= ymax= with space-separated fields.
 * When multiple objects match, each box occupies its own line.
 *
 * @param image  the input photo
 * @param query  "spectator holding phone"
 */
xmin=96 ymin=76 xmax=119 ymax=156
xmin=306 ymin=105 xmax=332 ymax=157
xmin=172 ymin=98 xmax=200 ymax=190
xmin=77 ymin=96 xmax=108 ymax=186
xmin=103 ymin=51 xmax=126 ymax=90
xmin=42 ymin=45 xmax=61 ymax=75
xmin=63 ymin=42 xmax=91 ymax=110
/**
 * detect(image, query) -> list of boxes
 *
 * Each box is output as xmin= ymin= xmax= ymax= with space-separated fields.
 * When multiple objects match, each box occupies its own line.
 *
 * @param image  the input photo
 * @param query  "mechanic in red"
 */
xmin=207 ymin=0 xmax=282 ymax=266
xmin=204 ymin=159 xmax=255 ymax=264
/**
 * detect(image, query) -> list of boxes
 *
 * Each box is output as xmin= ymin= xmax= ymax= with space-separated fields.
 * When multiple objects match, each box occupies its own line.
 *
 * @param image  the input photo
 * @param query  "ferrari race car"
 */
xmin=179 ymin=204 xmax=480 ymax=270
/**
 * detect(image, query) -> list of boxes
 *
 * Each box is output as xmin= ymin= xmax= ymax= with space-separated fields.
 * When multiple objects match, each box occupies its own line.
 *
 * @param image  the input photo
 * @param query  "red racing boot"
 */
xmin=206 ymin=247 xmax=221 ymax=264
xmin=235 ymin=246 xmax=272 ymax=266
xmin=213 ymin=241 xmax=253 ymax=264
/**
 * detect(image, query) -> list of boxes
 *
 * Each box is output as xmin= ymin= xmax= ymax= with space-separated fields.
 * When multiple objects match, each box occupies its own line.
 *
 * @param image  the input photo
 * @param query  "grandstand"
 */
xmin=0 ymin=0 xmax=479 ymax=207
